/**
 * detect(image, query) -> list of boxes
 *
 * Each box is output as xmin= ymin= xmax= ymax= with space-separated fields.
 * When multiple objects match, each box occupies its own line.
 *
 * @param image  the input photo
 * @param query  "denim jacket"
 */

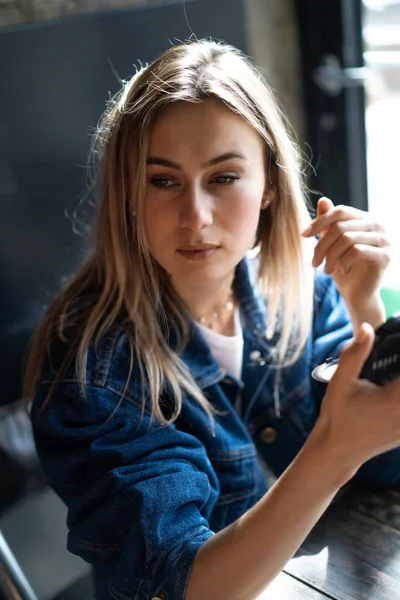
xmin=31 ymin=258 xmax=400 ymax=600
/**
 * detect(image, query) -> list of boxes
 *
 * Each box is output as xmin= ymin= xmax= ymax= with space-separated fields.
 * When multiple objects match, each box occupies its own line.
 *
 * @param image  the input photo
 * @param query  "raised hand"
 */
xmin=314 ymin=323 xmax=400 ymax=473
xmin=302 ymin=197 xmax=390 ymax=328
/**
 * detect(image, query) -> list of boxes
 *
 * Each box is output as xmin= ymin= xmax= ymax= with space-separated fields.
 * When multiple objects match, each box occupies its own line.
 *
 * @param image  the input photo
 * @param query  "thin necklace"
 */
xmin=197 ymin=290 xmax=235 ymax=328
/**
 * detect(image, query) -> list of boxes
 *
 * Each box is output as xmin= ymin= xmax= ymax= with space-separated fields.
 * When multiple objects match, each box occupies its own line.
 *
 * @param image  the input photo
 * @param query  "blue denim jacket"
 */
xmin=31 ymin=258 xmax=400 ymax=600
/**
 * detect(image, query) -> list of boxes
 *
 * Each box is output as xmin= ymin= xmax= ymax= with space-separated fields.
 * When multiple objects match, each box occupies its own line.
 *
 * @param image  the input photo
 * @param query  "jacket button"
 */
xmin=260 ymin=427 xmax=277 ymax=443
xmin=250 ymin=350 xmax=261 ymax=360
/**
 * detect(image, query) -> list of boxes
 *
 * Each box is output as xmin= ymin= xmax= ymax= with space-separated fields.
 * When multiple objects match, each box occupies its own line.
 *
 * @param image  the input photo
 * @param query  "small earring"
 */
xmin=262 ymin=198 xmax=270 ymax=209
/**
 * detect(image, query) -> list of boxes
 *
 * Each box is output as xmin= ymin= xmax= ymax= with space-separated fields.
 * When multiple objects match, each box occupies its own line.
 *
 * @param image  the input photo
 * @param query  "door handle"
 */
xmin=313 ymin=54 xmax=371 ymax=96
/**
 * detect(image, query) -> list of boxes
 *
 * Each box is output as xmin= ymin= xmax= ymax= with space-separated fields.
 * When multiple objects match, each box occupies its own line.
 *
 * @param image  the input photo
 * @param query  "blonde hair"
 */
xmin=23 ymin=39 xmax=314 ymax=427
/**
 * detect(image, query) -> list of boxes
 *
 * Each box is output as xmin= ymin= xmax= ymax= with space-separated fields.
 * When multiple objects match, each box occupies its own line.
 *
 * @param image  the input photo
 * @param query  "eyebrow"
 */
xmin=146 ymin=152 xmax=247 ymax=170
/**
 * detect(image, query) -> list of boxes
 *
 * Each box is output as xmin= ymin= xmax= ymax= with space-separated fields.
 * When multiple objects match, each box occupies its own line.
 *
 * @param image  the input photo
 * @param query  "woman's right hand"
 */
xmin=314 ymin=323 xmax=400 ymax=478
xmin=187 ymin=322 xmax=400 ymax=600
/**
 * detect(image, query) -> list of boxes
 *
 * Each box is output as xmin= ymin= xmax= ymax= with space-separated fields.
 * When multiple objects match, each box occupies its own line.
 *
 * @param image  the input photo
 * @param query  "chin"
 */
xmin=170 ymin=262 xmax=235 ymax=286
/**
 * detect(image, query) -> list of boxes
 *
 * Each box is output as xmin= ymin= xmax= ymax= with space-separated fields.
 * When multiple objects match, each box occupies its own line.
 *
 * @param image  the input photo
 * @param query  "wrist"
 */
xmin=302 ymin=421 xmax=359 ymax=489
xmin=346 ymin=293 xmax=386 ymax=331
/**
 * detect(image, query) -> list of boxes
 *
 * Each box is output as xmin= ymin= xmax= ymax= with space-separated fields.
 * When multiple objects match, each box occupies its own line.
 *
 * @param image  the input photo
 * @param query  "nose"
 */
xmin=179 ymin=183 xmax=213 ymax=230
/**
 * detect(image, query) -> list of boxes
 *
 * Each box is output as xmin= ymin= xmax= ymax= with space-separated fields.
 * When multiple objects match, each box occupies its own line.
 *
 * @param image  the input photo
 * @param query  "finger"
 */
xmin=302 ymin=197 xmax=334 ymax=236
xmin=316 ymin=198 xmax=334 ymax=237
xmin=313 ymin=230 xmax=391 ymax=271
xmin=335 ymin=244 xmax=391 ymax=275
xmin=332 ymin=323 xmax=375 ymax=387
xmin=302 ymin=202 xmax=367 ymax=238
xmin=317 ymin=197 xmax=334 ymax=217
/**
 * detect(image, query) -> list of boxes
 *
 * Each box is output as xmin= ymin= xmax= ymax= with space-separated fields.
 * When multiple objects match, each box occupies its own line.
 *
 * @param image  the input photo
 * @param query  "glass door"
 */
xmin=297 ymin=0 xmax=399 ymax=295
xmin=296 ymin=0 xmax=369 ymax=211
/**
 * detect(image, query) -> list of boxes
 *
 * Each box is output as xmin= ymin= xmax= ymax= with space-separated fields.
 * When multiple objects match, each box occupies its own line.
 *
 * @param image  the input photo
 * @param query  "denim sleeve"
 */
xmin=31 ymin=382 xmax=219 ymax=600
xmin=312 ymin=268 xmax=353 ymax=368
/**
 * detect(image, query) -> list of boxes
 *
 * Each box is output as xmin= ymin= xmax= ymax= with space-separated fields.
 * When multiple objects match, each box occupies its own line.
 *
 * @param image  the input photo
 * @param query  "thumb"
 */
xmin=332 ymin=323 xmax=375 ymax=386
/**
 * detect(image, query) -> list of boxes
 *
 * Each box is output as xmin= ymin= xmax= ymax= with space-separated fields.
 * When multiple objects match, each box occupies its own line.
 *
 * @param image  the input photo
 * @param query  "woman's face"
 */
xmin=143 ymin=98 xmax=269 ymax=288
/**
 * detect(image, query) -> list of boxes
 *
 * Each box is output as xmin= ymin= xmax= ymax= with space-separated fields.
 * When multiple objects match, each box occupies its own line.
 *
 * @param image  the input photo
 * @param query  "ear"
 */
xmin=260 ymin=185 xmax=277 ymax=210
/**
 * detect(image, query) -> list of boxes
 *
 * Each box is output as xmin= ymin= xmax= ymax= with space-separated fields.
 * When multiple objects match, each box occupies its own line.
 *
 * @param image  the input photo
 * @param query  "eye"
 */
xmin=149 ymin=177 xmax=176 ymax=188
xmin=212 ymin=174 xmax=240 ymax=185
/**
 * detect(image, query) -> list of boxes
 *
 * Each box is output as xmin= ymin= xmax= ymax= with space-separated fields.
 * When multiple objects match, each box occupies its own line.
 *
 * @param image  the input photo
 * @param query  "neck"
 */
xmin=172 ymin=273 xmax=236 ymax=333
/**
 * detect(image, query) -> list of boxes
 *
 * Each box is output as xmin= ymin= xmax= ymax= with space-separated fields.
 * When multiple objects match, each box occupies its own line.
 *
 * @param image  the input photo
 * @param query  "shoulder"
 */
xmin=313 ymin=265 xmax=345 ymax=309
xmin=36 ymin=321 xmax=145 ymax=409
xmin=311 ymin=266 xmax=352 ymax=355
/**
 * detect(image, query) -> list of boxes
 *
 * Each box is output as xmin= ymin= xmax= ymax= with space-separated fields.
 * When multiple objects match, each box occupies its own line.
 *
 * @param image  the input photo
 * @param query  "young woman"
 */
xmin=24 ymin=40 xmax=400 ymax=600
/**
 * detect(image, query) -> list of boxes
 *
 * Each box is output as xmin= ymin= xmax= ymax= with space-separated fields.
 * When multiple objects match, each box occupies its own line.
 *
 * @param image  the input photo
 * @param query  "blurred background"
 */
xmin=363 ymin=0 xmax=400 ymax=287
xmin=0 ymin=1 xmax=399 ymax=598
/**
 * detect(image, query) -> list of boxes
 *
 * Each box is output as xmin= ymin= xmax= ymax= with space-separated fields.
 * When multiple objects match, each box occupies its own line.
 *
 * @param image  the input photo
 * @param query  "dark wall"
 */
xmin=0 ymin=0 xmax=247 ymax=405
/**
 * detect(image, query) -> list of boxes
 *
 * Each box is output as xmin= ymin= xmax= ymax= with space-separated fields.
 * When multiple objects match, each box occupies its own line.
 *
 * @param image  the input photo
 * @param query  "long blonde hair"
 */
xmin=23 ymin=39 xmax=314 ymax=427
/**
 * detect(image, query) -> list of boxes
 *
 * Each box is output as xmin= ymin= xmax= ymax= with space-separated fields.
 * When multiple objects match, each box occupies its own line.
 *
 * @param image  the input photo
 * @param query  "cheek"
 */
xmin=143 ymin=204 xmax=159 ymax=249
xmin=143 ymin=202 xmax=174 ymax=253
xmin=226 ymin=188 xmax=263 ymax=229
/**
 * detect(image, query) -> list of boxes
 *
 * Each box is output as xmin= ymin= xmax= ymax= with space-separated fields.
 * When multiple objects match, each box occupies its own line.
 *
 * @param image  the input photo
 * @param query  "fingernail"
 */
xmin=301 ymin=225 xmax=313 ymax=236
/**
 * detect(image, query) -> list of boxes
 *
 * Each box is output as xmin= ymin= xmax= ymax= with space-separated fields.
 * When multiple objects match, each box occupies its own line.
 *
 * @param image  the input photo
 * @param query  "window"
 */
xmin=363 ymin=0 xmax=400 ymax=285
xmin=297 ymin=0 xmax=400 ymax=287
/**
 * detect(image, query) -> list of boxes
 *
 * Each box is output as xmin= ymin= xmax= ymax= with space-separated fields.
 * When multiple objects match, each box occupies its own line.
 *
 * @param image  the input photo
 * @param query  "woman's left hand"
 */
xmin=302 ymin=197 xmax=391 ymax=310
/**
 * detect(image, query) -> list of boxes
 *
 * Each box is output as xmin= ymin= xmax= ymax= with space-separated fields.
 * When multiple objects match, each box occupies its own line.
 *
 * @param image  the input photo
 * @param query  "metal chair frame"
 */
xmin=0 ymin=529 xmax=38 ymax=600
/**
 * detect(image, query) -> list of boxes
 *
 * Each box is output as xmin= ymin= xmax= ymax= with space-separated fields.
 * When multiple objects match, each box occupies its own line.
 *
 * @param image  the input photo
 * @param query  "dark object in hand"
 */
xmin=360 ymin=315 xmax=400 ymax=385
xmin=312 ymin=315 xmax=400 ymax=385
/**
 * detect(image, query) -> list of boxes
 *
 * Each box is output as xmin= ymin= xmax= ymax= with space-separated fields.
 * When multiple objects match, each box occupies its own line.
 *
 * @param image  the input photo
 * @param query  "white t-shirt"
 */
xmin=197 ymin=307 xmax=244 ymax=381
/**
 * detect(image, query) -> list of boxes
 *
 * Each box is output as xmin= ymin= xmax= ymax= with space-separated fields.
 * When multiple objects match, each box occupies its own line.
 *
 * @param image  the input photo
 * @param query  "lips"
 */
xmin=177 ymin=243 xmax=220 ymax=251
xmin=176 ymin=244 xmax=221 ymax=261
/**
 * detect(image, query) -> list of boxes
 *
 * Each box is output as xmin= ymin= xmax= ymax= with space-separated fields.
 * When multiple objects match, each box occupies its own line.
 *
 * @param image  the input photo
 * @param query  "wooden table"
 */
xmin=258 ymin=484 xmax=400 ymax=599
